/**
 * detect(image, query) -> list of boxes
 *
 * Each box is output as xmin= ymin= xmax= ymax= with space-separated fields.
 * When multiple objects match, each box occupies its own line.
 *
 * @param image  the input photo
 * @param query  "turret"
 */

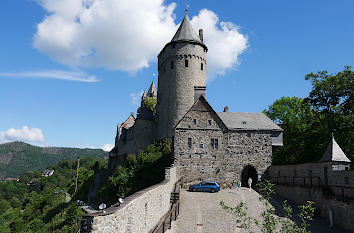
xmin=156 ymin=12 xmax=208 ymax=140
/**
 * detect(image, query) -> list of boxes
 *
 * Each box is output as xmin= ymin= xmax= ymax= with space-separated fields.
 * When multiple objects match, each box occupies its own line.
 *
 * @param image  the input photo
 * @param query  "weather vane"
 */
xmin=185 ymin=3 xmax=189 ymax=15
xmin=153 ymin=73 xmax=155 ymax=80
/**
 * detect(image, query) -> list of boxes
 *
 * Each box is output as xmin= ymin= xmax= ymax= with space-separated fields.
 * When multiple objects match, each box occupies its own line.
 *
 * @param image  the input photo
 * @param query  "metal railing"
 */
xmin=269 ymin=176 xmax=354 ymax=202
xmin=150 ymin=200 xmax=180 ymax=233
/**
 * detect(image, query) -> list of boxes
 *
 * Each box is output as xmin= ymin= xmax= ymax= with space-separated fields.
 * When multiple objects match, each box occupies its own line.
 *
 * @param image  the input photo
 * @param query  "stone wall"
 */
xmin=268 ymin=163 xmax=354 ymax=232
xmin=82 ymin=166 xmax=177 ymax=233
xmin=116 ymin=119 xmax=155 ymax=157
xmin=174 ymin=101 xmax=273 ymax=186
xmin=156 ymin=41 xmax=207 ymax=140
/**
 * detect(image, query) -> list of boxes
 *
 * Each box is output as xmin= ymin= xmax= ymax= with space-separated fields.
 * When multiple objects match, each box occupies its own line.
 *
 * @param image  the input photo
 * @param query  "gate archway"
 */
xmin=241 ymin=165 xmax=258 ymax=188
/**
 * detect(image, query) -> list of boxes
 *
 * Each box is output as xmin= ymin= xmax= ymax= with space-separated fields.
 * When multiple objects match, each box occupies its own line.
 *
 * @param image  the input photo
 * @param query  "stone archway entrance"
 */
xmin=241 ymin=165 xmax=258 ymax=187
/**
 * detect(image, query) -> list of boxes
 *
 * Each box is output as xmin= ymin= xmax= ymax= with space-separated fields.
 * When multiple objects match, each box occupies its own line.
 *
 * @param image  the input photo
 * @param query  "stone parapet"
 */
xmin=81 ymin=166 xmax=177 ymax=233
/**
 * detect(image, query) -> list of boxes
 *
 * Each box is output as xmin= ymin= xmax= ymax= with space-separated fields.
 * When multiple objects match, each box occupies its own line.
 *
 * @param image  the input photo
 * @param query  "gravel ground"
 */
xmin=166 ymin=187 xmax=348 ymax=233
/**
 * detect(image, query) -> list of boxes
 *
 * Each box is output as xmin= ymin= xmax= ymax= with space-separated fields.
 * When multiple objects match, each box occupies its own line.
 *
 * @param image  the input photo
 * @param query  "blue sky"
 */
xmin=0 ymin=0 xmax=353 ymax=150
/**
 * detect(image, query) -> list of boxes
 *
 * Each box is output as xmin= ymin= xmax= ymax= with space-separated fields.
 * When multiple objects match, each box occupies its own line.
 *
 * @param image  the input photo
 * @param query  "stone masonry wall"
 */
xmin=117 ymin=119 xmax=155 ymax=157
xmin=156 ymin=42 xmax=207 ymax=140
xmin=174 ymin=103 xmax=273 ymax=186
xmin=82 ymin=166 xmax=177 ymax=233
xmin=268 ymin=163 xmax=354 ymax=232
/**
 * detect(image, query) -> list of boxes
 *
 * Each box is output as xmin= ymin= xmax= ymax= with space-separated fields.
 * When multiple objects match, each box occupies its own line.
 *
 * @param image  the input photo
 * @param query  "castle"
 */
xmin=109 ymin=12 xmax=284 ymax=186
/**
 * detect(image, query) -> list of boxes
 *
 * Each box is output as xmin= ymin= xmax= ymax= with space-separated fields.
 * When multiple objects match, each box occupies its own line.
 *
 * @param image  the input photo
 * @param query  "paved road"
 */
xmin=167 ymin=188 xmax=348 ymax=233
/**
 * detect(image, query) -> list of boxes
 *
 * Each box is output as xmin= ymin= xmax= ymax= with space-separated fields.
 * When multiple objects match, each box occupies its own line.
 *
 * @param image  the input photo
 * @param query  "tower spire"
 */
xmin=185 ymin=4 xmax=189 ymax=16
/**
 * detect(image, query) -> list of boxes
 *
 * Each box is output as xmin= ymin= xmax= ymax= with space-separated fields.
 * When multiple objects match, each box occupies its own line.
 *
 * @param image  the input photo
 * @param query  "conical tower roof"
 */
xmin=171 ymin=13 xmax=201 ymax=43
xmin=147 ymin=79 xmax=157 ymax=97
xmin=320 ymin=135 xmax=351 ymax=163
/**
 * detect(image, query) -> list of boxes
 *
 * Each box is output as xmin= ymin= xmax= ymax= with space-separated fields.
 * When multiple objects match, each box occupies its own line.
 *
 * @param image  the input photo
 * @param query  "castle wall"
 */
xmin=82 ymin=167 xmax=177 ymax=233
xmin=156 ymin=42 xmax=207 ymax=140
xmin=224 ymin=131 xmax=272 ymax=183
xmin=268 ymin=163 xmax=354 ymax=232
xmin=116 ymin=119 xmax=155 ymax=157
xmin=174 ymin=104 xmax=273 ymax=186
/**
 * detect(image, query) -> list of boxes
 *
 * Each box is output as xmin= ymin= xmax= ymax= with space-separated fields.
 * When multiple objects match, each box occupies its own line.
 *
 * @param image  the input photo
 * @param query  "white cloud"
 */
xmin=33 ymin=1 xmax=248 ymax=78
xmin=101 ymin=144 xmax=114 ymax=152
xmin=74 ymin=143 xmax=114 ymax=152
xmin=191 ymin=9 xmax=248 ymax=79
xmin=34 ymin=0 xmax=177 ymax=72
xmin=129 ymin=90 xmax=144 ymax=106
xmin=0 ymin=126 xmax=45 ymax=144
xmin=0 ymin=70 xmax=98 ymax=82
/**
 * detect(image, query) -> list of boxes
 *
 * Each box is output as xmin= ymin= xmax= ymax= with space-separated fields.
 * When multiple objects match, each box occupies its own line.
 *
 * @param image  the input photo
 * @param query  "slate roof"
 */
xmin=217 ymin=112 xmax=283 ymax=131
xmin=171 ymin=14 xmax=202 ymax=43
xmin=147 ymin=79 xmax=157 ymax=97
xmin=320 ymin=136 xmax=351 ymax=163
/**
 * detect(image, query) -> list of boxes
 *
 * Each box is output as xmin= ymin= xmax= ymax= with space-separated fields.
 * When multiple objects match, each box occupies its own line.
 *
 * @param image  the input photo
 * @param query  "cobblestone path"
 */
xmin=167 ymin=187 xmax=347 ymax=233
xmin=167 ymin=187 xmax=265 ymax=233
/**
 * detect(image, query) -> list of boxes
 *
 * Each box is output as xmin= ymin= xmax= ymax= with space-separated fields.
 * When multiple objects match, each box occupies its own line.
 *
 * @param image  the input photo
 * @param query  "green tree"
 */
xmin=144 ymin=97 xmax=157 ymax=114
xmin=264 ymin=67 xmax=353 ymax=164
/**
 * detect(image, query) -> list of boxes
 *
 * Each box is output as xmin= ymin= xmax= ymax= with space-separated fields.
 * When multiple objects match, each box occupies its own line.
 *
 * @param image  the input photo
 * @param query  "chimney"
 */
xmin=194 ymin=86 xmax=206 ymax=102
xmin=199 ymin=29 xmax=203 ymax=42
xmin=223 ymin=106 xmax=229 ymax=112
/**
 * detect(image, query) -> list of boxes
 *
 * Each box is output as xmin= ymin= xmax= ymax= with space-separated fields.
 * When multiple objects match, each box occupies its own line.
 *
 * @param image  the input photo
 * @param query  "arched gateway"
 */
xmin=241 ymin=165 xmax=258 ymax=187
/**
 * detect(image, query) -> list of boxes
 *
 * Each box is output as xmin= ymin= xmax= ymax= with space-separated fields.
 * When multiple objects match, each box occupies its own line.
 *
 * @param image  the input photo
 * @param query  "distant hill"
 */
xmin=0 ymin=141 xmax=108 ymax=178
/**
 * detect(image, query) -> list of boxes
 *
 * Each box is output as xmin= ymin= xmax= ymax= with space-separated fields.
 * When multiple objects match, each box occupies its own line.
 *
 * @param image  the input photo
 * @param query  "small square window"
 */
xmin=208 ymin=120 xmax=211 ymax=125
xmin=193 ymin=119 xmax=197 ymax=124
xmin=199 ymin=144 xmax=203 ymax=148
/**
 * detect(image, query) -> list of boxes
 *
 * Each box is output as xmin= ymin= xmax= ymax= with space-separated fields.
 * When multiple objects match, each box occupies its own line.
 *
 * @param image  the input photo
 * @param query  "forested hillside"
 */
xmin=0 ymin=156 xmax=107 ymax=233
xmin=0 ymin=141 xmax=108 ymax=178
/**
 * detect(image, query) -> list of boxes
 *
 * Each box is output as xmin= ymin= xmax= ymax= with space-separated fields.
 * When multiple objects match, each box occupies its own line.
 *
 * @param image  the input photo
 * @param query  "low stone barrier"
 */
xmin=81 ymin=166 xmax=177 ymax=233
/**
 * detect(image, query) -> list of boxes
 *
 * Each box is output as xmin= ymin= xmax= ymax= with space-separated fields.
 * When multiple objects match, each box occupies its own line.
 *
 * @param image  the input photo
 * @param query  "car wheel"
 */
xmin=193 ymin=188 xmax=197 ymax=192
xmin=210 ymin=188 xmax=215 ymax=193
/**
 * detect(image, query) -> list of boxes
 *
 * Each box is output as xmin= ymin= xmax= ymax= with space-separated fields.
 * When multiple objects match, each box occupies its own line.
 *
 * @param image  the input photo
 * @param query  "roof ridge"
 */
xmin=171 ymin=14 xmax=201 ymax=43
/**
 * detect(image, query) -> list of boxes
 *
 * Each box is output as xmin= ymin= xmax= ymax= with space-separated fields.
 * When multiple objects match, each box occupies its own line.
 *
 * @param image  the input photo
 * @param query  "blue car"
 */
xmin=189 ymin=181 xmax=221 ymax=193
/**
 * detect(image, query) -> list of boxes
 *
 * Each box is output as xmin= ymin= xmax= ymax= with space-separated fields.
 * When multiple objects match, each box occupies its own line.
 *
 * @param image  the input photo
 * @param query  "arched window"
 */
xmin=185 ymin=60 xmax=189 ymax=67
xmin=201 ymin=63 xmax=203 ymax=70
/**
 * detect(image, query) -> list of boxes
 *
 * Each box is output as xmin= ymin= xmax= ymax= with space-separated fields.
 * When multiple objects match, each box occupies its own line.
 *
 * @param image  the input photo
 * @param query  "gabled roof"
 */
xmin=217 ymin=112 xmax=283 ymax=131
xmin=320 ymin=136 xmax=351 ymax=163
xmin=147 ymin=79 xmax=157 ymax=97
xmin=174 ymin=95 xmax=227 ymax=130
xmin=171 ymin=14 xmax=202 ymax=43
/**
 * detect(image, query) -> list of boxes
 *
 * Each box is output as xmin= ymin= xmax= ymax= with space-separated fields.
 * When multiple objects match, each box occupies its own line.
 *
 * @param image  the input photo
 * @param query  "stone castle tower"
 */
xmin=156 ymin=12 xmax=208 ymax=140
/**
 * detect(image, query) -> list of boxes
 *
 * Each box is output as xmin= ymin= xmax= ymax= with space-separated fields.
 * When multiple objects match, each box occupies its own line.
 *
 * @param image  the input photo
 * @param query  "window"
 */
xmin=208 ymin=120 xmax=211 ymax=125
xmin=185 ymin=60 xmax=189 ymax=67
xmin=193 ymin=119 xmax=197 ymax=125
xmin=170 ymin=61 xmax=174 ymax=69
xmin=201 ymin=63 xmax=203 ymax=70
xmin=211 ymin=138 xmax=218 ymax=149
xmin=199 ymin=144 xmax=203 ymax=148
xmin=188 ymin=138 xmax=192 ymax=148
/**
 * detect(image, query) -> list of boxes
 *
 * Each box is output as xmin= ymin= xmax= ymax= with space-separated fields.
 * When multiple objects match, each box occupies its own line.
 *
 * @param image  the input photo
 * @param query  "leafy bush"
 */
xmin=97 ymin=139 xmax=173 ymax=206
